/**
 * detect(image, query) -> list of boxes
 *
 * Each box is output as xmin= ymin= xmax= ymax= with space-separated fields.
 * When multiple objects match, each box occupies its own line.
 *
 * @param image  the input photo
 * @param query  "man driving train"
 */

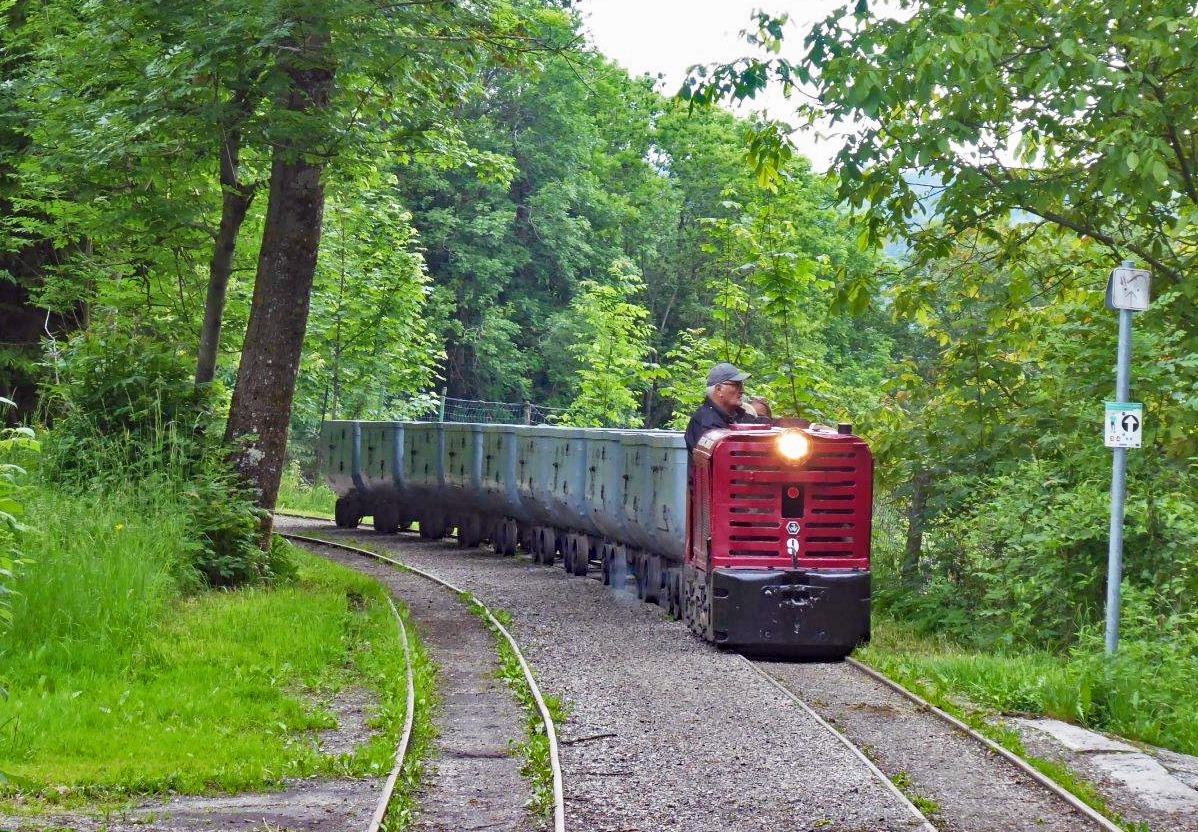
xmin=683 ymin=362 xmax=773 ymax=455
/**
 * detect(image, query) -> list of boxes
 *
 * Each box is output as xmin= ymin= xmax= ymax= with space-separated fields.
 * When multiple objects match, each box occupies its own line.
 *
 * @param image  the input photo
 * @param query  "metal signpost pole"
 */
xmin=1103 ymin=258 xmax=1149 ymax=656
xmin=1105 ymin=301 xmax=1132 ymax=655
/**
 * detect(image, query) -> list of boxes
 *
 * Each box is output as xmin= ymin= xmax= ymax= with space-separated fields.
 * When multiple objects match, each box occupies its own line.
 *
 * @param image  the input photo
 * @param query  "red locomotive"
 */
xmin=682 ymin=420 xmax=872 ymax=658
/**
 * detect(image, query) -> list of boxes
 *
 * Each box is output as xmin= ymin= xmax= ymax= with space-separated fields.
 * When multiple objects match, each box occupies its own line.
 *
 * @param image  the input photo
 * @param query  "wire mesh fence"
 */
xmin=439 ymin=395 xmax=565 ymax=425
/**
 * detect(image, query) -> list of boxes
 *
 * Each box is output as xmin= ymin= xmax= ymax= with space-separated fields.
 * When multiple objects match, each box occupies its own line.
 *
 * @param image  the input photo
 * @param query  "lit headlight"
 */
xmin=776 ymin=429 xmax=810 ymax=462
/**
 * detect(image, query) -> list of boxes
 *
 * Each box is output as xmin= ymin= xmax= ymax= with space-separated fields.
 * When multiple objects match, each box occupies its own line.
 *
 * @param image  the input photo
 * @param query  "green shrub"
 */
xmin=39 ymin=326 xmax=293 ymax=587
xmin=875 ymin=455 xmax=1198 ymax=651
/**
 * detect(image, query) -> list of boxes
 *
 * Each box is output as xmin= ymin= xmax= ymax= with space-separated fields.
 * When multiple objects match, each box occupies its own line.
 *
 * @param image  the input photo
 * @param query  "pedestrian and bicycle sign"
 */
xmin=1104 ymin=402 xmax=1142 ymax=448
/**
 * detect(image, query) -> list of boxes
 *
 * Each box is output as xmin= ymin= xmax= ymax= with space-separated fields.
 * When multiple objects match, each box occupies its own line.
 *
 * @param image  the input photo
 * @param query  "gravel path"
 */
xmin=305 ymin=520 xmax=929 ymax=832
xmin=758 ymin=660 xmax=1105 ymax=832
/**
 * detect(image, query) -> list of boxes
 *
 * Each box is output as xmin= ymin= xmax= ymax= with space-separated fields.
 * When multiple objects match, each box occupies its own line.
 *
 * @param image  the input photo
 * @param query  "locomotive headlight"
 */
xmin=776 ymin=429 xmax=810 ymax=462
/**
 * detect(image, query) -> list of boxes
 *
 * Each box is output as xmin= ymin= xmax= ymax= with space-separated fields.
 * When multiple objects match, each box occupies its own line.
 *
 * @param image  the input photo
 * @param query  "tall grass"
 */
xmin=4 ymin=487 xmax=190 ymax=677
xmin=276 ymin=463 xmax=336 ymax=517
xmin=0 ymin=485 xmax=409 ymax=798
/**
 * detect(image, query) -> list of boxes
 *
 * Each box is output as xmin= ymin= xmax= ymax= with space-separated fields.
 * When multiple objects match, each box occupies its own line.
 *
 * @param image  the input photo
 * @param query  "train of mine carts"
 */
xmin=322 ymin=418 xmax=873 ymax=659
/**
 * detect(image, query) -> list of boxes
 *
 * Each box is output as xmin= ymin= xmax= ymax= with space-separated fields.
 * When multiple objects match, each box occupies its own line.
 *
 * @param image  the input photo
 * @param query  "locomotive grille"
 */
xmin=719 ymin=440 xmax=870 ymax=562
xmin=727 ymin=449 xmax=780 ymax=557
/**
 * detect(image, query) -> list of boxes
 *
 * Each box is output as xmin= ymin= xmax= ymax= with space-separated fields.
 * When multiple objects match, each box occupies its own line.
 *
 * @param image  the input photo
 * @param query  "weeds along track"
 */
xmin=753 ymin=658 xmax=1125 ymax=832
xmin=280 ymin=530 xmax=565 ymax=832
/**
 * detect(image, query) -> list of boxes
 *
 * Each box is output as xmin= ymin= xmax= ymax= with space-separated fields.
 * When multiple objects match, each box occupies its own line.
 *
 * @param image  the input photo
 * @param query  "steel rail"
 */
xmin=739 ymin=656 xmax=937 ymax=832
xmin=281 ymin=531 xmax=566 ymax=832
xmin=367 ymin=596 xmax=415 ymax=832
xmin=845 ymin=657 xmax=1124 ymax=832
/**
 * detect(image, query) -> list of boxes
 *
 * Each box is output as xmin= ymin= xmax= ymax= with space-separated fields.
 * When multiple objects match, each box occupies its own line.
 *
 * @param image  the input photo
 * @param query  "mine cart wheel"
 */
xmin=419 ymin=512 xmax=447 ymax=540
xmin=334 ymin=497 xmax=361 ymax=529
xmin=600 ymin=543 xmax=612 ymax=584
xmin=633 ymin=552 xmax=648 ymax=600
xmin=568 ymin=534 xmax=589 ymax=577
xmin=457 ymin=513 xmax=483 ymax=548
xmin=643 ymin=555 xmax=663 ymax=604
xmin=664 ymin=569 xmax=680 ymax=618
xmin=373 ymin=502 xmax=401 ymax=534
xmin=533 ymin=526 xmax=556 ymax=564
xmin=496 ymin=519 xmax=519 ymax=556
xmin=611 ymin=545 xmax=629 ymax=590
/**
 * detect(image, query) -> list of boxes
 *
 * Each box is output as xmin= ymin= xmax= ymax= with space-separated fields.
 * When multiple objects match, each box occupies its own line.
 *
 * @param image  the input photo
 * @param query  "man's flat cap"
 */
xmin=706 ymin=362 xmax=750 ymax=386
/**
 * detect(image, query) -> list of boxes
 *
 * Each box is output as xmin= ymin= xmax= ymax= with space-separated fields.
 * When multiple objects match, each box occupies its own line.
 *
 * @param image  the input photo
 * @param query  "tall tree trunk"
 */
xmin=196 ymin=123 xmax=255 ymax=386
xmin=901 ymin=467 xmax=931 ymax=588
xmin=224 ymin=29 xmax=332 ymax=531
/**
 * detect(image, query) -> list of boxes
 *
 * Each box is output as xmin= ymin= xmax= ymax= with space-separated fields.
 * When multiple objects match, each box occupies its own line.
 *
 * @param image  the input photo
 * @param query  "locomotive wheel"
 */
xmin=334 ymin=497 xmax=361 ymax=529
xmin=373 ymin=502 xmax=401 ymax=534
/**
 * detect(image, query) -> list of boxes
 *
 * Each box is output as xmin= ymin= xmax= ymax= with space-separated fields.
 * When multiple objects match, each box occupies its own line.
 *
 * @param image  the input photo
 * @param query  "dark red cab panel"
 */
xmin=687 ymin=423 xmax=873 ymax=572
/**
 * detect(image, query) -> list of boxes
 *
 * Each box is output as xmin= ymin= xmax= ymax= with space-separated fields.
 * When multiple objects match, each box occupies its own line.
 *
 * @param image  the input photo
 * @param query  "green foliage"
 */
xmin=557 ymin=260 xmax=657 ymax=428
xmin=276 ymin=462 xmax=336 ymax=518
xmin=697 ymin=166 xmax=893 ymax=423
xmin=38 ymin=326 xmax=285 ymax=587
xmin=0 ymin=399 xmax=37 ymax=634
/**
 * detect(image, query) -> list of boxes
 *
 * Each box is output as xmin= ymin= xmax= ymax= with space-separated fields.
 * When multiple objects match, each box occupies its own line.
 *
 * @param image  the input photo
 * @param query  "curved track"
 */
xmin=281 ymin=514 xmax=1129 ymax=831
xmin=368 ymin=596 xmax=416 ymax=832
xmin=282 ymin=530 xmax=565 ymax=832
xmin=753 ymin=658 xmax=1124 ymax=832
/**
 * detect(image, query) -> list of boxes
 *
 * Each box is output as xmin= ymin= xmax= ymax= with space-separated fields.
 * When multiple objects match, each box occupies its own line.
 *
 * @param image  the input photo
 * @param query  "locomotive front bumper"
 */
xmin=710 ymin=568 xmax=870 ymax=659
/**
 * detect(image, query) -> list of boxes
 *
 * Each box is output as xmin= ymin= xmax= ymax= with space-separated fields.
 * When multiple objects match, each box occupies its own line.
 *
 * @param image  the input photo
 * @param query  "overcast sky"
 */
xmin=575 ymin=0 xmax=851 ymax=168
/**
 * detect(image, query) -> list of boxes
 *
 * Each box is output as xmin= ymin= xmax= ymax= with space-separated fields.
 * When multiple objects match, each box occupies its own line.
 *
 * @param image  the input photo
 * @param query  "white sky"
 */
xmin=575 ymin=0 xmax=886 ymax=171
xmin=576 ymin=0 xmax=854 ymax=169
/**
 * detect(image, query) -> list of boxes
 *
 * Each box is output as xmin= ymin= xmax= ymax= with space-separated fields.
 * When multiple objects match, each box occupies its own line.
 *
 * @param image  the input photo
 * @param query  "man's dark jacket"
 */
xmin=684 ymin=398 xmax=771 ymax=455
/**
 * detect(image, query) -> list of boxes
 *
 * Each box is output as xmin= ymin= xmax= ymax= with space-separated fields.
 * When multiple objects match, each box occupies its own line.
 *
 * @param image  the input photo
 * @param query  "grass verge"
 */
xmin=0 ymin=495 xmax=410 ymax=810
xmin=857 ymin=615 xmax=1171 ymax=829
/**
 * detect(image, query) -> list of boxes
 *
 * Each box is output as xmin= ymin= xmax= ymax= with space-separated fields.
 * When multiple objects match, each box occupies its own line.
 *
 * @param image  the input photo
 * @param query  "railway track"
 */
xmin=284 ymin=512 xmax=1139 ymax=831
xmin=750 ymin=658 xmax=1124 ymax=832
xmin=281 ymin=529 xmax=566 ymax=832
xmin=276 ymin=516 xmax=923 ymax=829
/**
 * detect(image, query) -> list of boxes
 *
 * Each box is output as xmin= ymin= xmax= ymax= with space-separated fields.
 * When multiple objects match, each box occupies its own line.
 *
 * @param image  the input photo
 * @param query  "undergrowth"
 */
xmin=0 ymin=529 xmax=408 ymax=803
xmin=276 ymin=462 xmax=336 ymax=518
